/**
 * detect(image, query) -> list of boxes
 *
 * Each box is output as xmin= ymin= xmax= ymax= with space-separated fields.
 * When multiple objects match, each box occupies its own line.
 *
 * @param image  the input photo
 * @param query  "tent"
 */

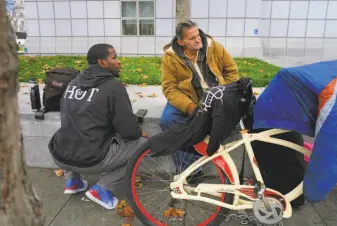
xmin=253 ymin=60 xmax=337 ymax=202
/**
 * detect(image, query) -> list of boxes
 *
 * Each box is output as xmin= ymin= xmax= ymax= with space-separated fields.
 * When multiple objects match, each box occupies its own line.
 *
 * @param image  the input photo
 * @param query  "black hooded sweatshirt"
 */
xmin=49 ymin=65 xmax=142 ymax=167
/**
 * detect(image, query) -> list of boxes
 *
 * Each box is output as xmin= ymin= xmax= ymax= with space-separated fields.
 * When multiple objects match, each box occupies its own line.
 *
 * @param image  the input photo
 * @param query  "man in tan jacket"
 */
xmin=159 ymin=20 xmax=239 ymax=178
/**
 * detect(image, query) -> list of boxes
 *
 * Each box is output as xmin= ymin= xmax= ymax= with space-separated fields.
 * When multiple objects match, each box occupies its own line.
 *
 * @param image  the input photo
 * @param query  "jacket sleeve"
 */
xmin=219 ymin=43 xmax=239 ymax=83
xmin=111 ymin=83 xmax=142 ymax=140
xmin=161 ymin=56 xmax=196 ymax=114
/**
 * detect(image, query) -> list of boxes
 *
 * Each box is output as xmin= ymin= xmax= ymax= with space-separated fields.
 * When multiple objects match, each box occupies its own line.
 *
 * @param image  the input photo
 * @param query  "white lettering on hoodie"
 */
xmin=64 ymin=86 xmax=99 ymax=102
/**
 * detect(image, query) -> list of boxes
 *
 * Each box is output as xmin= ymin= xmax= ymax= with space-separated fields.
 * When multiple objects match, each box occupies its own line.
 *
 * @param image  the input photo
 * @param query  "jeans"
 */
xmin=53 ymin=136 xmax=148 ymax=191
xmin=159 ymin=102 xmax=201 ymax=174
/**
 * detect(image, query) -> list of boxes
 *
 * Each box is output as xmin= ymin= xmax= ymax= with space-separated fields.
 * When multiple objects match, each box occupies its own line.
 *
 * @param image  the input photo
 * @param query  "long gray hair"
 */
xmin=175 ymin=20 xmax=197 ymax=40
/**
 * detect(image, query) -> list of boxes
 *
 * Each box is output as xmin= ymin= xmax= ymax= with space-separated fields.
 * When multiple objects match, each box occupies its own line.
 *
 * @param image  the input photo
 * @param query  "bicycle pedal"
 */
xmin=253 ymin=181 xmax=266 ymax=198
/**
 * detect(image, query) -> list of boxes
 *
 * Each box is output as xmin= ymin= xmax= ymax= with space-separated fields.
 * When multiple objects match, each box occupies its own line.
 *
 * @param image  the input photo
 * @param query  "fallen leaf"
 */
xmin=164 ymin=208 xmax=174 ymax=217
xmin=75 ymin=60 xmax=82 ymax=64
xmin=142 ymin=75 xmax=149 ymax=80
xmin=134 ymin=92 xmax=142 ymax=94
xmin=123 ymin=83 xmax=128 ymax=87
xmin=138 ymin=94 xmax=144 ymax=98
xmin=117 ymin=200 xmax=128 ymax=209
xmin=241 ymin=73 xmax=247 ymax=77
xmin=244 ymin=61 xmax=247 ymax=64
xmin=138 ymin=83 xmax=147 ymax=87
xmin=54 ymin=169 xmax=64 ymax=176
xmin=147 ymin=93 xmax=157 ymax=98
xmin=254 ymin=91 xmax=260 ymax=95
xmin=173 ymin=209 xmax=186 ymax=218
xmin=131 ymin=99 xmax=137 ymax=103
xmin=42 ymin=64 xmax=52 ymax=70
xmin=164 ymin=208 xmax=186 ymax=218
xmin=136 ymin=182 xmax=143 ymax=188
xmin=117 ymin=207 xmax=135 ymax=218
xmin=135 ymin=176 xmax=142 ymax=183
xmin=136 ymin=68 xmax=143 ymax=73
xmin=259 ymin=69 xmax=264 ymax=73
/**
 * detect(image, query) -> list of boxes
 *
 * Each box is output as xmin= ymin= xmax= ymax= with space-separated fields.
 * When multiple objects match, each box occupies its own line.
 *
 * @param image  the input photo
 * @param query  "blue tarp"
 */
xmin=253 ymin=60 xmax=337 ymax=202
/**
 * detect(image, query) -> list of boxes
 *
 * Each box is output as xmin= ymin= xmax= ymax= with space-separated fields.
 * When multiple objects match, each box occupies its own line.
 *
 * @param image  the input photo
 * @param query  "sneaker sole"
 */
xmin=85 ymin=191 xmax=118 ymax=210
xmin=64 ymin=180 xmax=88 ymax=194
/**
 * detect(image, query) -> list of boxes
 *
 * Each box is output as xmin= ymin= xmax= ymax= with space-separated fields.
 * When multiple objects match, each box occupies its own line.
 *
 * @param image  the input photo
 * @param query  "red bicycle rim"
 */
xmin=131 ymin=149 xmax=226 ymax=226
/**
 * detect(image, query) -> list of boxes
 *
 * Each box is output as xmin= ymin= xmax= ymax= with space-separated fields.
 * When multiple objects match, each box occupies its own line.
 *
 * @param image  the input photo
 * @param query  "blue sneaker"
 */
xmin=64 ymin=178 xmax=88 ymax=194
xmin=85 ymin=184 xmax=118 ymax=210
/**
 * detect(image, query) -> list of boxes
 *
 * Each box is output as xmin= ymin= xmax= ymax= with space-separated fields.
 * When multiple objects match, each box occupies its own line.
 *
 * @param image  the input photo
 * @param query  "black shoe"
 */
xmin=291 ymin=194 xmax=305 ymax=209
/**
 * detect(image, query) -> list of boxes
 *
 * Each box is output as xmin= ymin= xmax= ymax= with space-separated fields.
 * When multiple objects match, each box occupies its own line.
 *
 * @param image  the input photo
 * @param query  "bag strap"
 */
xmin=239 ymin=135 xmax=246 ymax=185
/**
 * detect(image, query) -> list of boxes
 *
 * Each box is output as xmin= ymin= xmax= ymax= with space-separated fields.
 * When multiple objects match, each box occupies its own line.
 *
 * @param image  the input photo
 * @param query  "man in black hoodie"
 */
xmin=48 ymin=44 xmax=148 ymax=210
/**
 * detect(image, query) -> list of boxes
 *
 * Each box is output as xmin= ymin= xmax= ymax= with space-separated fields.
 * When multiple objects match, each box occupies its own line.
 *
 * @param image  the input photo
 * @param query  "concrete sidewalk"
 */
xmin=24 ymin=56 xmax=335 ymax=225
xmin=28 ymin=167 xmax=337 ymax=226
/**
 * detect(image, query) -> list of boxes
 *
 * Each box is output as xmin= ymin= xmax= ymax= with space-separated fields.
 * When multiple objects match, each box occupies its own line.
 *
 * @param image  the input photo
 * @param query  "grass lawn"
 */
xmin=18 ymin=56 xmax=281 ymax=87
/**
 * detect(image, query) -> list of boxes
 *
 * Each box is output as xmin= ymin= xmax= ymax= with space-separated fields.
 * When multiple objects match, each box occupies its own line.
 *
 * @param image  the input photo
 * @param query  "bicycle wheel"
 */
xmin=125 ymin=145 xmax=234 ymax=226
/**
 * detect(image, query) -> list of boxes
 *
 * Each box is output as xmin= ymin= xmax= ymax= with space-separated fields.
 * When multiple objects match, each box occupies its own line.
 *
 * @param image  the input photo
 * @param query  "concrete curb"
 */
xmin=20 ymin=83 xmax=258 ymax=175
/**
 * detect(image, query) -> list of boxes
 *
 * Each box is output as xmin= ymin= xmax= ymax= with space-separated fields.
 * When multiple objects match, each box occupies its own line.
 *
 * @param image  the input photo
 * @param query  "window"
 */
xmin=121 ymin=0 xmax=155 ymax=36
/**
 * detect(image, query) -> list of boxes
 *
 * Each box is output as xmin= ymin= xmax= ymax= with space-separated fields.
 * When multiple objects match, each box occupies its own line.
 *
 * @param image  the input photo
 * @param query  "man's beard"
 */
xmin=191 ymin=43 xmax=203 ymax=52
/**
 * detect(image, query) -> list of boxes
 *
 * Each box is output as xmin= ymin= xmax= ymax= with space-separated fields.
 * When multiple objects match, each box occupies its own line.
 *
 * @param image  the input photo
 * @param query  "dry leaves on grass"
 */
xmin=142 ymin=75 xmax=149 ymax=80
xmin=42 ymin=64 xmax=53 ymax=70
xmin=164 ymin=208 xmax=186 ymax=218
xmin=253 ymin=91 xmax=260 ymax=95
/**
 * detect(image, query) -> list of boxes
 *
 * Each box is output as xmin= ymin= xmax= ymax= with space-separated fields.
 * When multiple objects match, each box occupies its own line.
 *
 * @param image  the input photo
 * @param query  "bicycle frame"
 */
xmin=169 ymin=121 xmax=311 ymax=219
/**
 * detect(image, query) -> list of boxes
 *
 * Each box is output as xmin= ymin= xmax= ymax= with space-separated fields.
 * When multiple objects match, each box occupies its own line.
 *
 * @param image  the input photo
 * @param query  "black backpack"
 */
xmin=43 ymin=68 xmax=79 ymax=111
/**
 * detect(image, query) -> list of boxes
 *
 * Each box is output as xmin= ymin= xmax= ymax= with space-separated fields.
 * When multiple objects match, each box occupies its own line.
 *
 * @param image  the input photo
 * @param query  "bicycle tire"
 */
xmin=125 ymin=143 xmax=234 ymax=226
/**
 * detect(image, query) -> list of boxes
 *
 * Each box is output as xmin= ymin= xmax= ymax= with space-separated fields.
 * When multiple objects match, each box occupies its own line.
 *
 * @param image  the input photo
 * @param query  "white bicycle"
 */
xmin=125 ymin=120 xmax=311 ymax=226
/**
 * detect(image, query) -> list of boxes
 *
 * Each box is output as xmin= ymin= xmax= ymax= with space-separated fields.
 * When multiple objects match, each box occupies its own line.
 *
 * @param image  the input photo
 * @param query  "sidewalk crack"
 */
xmin=47 ymin=175 xmax=89 ymax=226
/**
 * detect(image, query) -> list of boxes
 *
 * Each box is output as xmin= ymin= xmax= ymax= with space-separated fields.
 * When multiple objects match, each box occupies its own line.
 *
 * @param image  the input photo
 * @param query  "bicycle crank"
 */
xmin=253 ymin=197 xmax=283 ymax=225
xmin=252 ymin=181 xmax=283 ymax=225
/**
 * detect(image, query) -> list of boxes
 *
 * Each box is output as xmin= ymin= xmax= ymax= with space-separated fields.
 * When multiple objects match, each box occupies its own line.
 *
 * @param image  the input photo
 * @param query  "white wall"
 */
xmin=24 ymin=0 xmax=337 ymax=58
xmin=261 ymin=0 xmax=337 ymax=57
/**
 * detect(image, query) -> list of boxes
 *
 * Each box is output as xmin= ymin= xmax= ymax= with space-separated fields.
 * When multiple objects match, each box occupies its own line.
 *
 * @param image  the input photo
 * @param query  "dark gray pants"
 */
xmin=53 ymin=136 xmax=148 ymax=191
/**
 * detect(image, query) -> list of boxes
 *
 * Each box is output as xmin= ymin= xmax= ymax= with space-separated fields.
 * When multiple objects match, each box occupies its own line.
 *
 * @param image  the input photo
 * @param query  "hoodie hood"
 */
xmin=76 ymin=64 xmax=117 ymax=91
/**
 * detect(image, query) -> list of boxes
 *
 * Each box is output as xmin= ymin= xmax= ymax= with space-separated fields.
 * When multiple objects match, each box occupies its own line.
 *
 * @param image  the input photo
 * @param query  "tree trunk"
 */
xmin=0 ymin=0 xmax=44 ymax=225
xmin=175 ymin=0 xmax=190 ymax=25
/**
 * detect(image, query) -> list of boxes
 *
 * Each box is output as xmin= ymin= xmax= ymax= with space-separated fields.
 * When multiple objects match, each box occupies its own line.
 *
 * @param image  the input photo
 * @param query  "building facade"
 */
xmin=23 ymin=0 xmax=337 ymax=57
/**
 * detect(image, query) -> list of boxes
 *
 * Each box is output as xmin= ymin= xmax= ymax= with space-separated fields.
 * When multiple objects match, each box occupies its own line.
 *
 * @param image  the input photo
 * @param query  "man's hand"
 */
xmin=142 ymin=130 xmax=148 ymax=138
xmin=186 ymin=103 xmax=197 ymax=116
